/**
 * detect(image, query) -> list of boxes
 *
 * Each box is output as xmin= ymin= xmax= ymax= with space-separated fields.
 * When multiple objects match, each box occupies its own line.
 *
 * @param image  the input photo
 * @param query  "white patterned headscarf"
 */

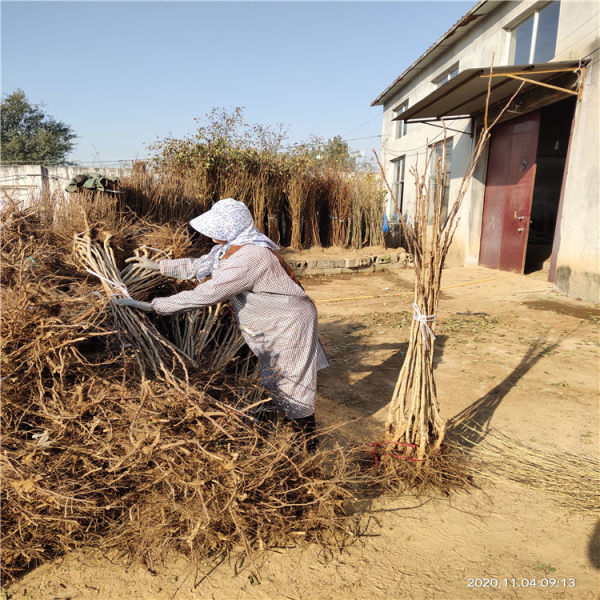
xmin=190 ymin=198 xmax=279 ymax=270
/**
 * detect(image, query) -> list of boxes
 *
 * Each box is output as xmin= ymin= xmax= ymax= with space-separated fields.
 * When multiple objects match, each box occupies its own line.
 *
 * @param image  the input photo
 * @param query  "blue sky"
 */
xmin=2 ymin=1 xmax=474 ymax=165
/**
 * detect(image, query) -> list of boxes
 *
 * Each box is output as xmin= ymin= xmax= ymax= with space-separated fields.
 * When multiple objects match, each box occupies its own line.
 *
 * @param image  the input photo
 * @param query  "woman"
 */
xmin=118 ymin=198 xmax=328 ymax=435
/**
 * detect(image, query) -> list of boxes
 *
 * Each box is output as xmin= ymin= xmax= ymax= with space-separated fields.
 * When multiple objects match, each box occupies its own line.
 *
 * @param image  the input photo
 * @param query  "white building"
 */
xmin=372 ymin=0 xmax=599 ymax=303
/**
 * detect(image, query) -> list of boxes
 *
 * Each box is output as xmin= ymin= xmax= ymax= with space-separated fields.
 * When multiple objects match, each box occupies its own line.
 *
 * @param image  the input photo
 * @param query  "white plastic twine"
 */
xmin=412 ymin=302 xmax=436 ymax=350
xmin=85 ymin=269 xmax=130 ymax=297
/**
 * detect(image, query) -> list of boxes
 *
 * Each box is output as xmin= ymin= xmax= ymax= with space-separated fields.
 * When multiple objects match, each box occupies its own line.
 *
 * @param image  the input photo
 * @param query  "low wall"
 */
xmin=0 ymin=165 xmax=129 ymax=206
xmin=289 ymin=249 xmax=411 ymax=276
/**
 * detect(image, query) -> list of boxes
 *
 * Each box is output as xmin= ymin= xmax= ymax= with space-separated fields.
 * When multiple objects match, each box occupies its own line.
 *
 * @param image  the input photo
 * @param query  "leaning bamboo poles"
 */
xmin=376 ymin=71 xmax=526 ymax=459
xmin=328 ymin=172 xmax=352 ymax=247
xmin=287 ymin=175 xmax=306 ymax=249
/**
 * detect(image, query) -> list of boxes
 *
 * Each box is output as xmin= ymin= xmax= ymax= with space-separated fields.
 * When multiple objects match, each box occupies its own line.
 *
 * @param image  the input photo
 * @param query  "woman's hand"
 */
xmin=125 ymin=256 xmax=160 ymax=271
xmin=113 ymin=297 xmax=154 ymax=312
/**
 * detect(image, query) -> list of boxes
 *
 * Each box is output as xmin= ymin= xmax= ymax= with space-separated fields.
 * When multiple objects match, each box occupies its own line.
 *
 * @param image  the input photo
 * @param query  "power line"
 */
xmin=341 ymin=112 xmax=383 ymax=138
xmin=343 ymin=134 xmax=382 ymax=142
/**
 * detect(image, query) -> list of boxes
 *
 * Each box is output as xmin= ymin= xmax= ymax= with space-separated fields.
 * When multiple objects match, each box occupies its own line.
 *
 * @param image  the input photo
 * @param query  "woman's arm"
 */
xmin=151 ymin=249 xmax=264 ymax=315
xmin=159 ymin=246 xmax=221 ymax=280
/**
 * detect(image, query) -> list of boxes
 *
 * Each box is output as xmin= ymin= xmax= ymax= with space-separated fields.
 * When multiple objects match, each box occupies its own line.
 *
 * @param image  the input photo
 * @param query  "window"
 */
xmin=392 ymin=155 xmax=405 ymax=217
xmin=393 ymin=100 xmax=409 ymax=138
xmin=534 ymin=1 xmax=561 ymax=62
xmin=428 ymin=138 xmax=453 ymax=224
xmin=508 ymin=2 xmax=560 ymax=65
xmin=433 ymin=63 xmax=459 ymax=89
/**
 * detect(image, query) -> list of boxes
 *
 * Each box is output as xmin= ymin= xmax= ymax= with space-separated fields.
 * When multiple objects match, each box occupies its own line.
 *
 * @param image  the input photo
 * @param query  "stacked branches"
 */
xmin=1 ymin=200 xmax=363 ymax=582
xmin=348 ymin=173 xmax=386 ymax=248
xmin=73 ymin=232 xmax=190 ymax=385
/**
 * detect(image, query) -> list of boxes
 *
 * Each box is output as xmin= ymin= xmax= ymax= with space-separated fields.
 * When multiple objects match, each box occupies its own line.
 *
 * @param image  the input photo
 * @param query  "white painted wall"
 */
xmin=380 ymin=1 xmax=528 ymax=246
xmin=0 ymin=165 xmax=129 ymax=207
xmin=551 ymin=2 xmax=600 ymax=302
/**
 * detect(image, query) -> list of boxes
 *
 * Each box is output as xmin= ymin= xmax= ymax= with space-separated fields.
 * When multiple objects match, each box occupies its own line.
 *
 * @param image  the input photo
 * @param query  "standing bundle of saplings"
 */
xmin=287 ymin=174 xmax=308 ymax=249
xmin=377 ymin=75 xmax=526 ymax=462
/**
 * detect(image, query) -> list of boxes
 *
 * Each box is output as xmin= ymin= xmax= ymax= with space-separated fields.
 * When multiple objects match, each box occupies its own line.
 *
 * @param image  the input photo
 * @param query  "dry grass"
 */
xmin=465 ymin=429 xmax=600 ymax=513
xmin=0 ymin=199 xmax=368 ymax=582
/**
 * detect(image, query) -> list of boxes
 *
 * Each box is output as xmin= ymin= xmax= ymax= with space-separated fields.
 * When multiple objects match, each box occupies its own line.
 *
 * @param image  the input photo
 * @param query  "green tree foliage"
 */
xmin=293 ymin=134 xmax=364 ymax=171
xmin=1 ymin=89 xmax=76 ymax=164
xmin=149 ymin=107 xmax=290 ymax=175
xmin=193 ymin=106 xmax=289 ymax=152
xmin=320 ymin=135 xmax=359 ymax=170
xmin=150 ymin=106 xmax=365 ymax=178
xmin=149 ymin=107 xmax=301 ymax=188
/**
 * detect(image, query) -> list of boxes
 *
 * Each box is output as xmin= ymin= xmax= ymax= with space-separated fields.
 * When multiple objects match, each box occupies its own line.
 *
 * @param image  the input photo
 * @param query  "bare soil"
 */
xmin=6 ymin=265 xmax=599 ymax=600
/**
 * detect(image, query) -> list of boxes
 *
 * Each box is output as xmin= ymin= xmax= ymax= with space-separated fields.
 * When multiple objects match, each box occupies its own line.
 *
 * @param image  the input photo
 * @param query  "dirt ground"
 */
xmin=6 ymin=265 xmax=599 ymax=600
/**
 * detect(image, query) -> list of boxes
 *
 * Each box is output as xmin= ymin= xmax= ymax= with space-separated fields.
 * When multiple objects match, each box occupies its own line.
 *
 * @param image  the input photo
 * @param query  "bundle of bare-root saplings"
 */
xmin=0 ymin=201 xmax=361 ymax=582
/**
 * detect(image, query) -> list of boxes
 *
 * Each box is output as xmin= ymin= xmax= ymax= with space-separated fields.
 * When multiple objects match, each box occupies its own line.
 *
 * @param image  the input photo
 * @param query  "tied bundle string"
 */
xmin=413 ymin=302 xmax=436 ymax=350
xmin=85 ymin=269 xmax=129 ymax=297
xmin=369 ymin=441 xmax=424 ymax=467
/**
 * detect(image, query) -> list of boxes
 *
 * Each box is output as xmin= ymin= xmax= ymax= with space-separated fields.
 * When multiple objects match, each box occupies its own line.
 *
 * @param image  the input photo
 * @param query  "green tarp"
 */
xmin=65 ymin=172 xmax=120 ymax=193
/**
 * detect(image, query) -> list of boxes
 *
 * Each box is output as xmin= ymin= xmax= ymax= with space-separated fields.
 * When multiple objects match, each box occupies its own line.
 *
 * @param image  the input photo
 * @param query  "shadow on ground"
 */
xmin=318 ymin=318 xmax=447 ymax=419
xmin=589 ymin=519 xmax=600 ymax=569
xmin=446 ymin=336 xmax=561 ymax=448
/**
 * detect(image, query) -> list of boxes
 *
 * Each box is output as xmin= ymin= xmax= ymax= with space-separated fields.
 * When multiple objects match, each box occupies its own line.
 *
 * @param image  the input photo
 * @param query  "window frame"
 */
xmin=432 ymin=62 xmax=460 ymax=89
xmin=428 ymin=137 xmax=453 ymax=224
xmin=505 ymin=1 xmax=560 ymax=65
xmin=393 ymin=100 xmax=409 ymax=139
xmin=391 ymin=155 xmax=406 ymax=218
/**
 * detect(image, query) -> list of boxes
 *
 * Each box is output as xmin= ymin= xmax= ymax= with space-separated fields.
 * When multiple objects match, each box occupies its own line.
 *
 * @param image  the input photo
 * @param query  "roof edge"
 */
xmin=391 ymin=60 xmax=586 ymax=122
xmin=371 ymin=0 xmax=493 ymax=107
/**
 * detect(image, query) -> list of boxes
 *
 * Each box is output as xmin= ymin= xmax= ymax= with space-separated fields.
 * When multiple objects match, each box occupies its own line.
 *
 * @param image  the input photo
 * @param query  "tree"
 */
xmin=1 ymin=89 xmax=76 ymax=164
xmin=149 ymin=106 xmax=290 ymax=172
xmin=322 ymin=135 xmax=358 ymax=170
xmin=193 ymin=106 xmax=289 ymax=152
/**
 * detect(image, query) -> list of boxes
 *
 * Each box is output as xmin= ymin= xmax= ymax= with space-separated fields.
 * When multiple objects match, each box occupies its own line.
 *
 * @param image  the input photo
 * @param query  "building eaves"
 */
xmin=371 ymin=0 xmax=496 ymax=107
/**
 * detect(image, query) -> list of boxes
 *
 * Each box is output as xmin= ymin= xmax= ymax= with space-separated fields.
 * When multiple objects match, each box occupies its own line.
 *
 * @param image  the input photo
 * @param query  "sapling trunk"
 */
xmin=376 ymin=69 xmax=525 ymax=460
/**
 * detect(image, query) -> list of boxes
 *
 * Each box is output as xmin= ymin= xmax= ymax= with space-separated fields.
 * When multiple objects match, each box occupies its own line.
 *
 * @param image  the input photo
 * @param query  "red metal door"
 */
xmin=479 ymin=111 xmax=540 ymax=273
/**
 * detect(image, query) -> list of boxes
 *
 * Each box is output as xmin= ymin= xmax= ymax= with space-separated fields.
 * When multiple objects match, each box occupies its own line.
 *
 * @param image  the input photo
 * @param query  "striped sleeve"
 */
xmin=159 ymin=246 xmax=220 ymax=280
xmin=151 ymin=251 xmax=265 ymax=316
